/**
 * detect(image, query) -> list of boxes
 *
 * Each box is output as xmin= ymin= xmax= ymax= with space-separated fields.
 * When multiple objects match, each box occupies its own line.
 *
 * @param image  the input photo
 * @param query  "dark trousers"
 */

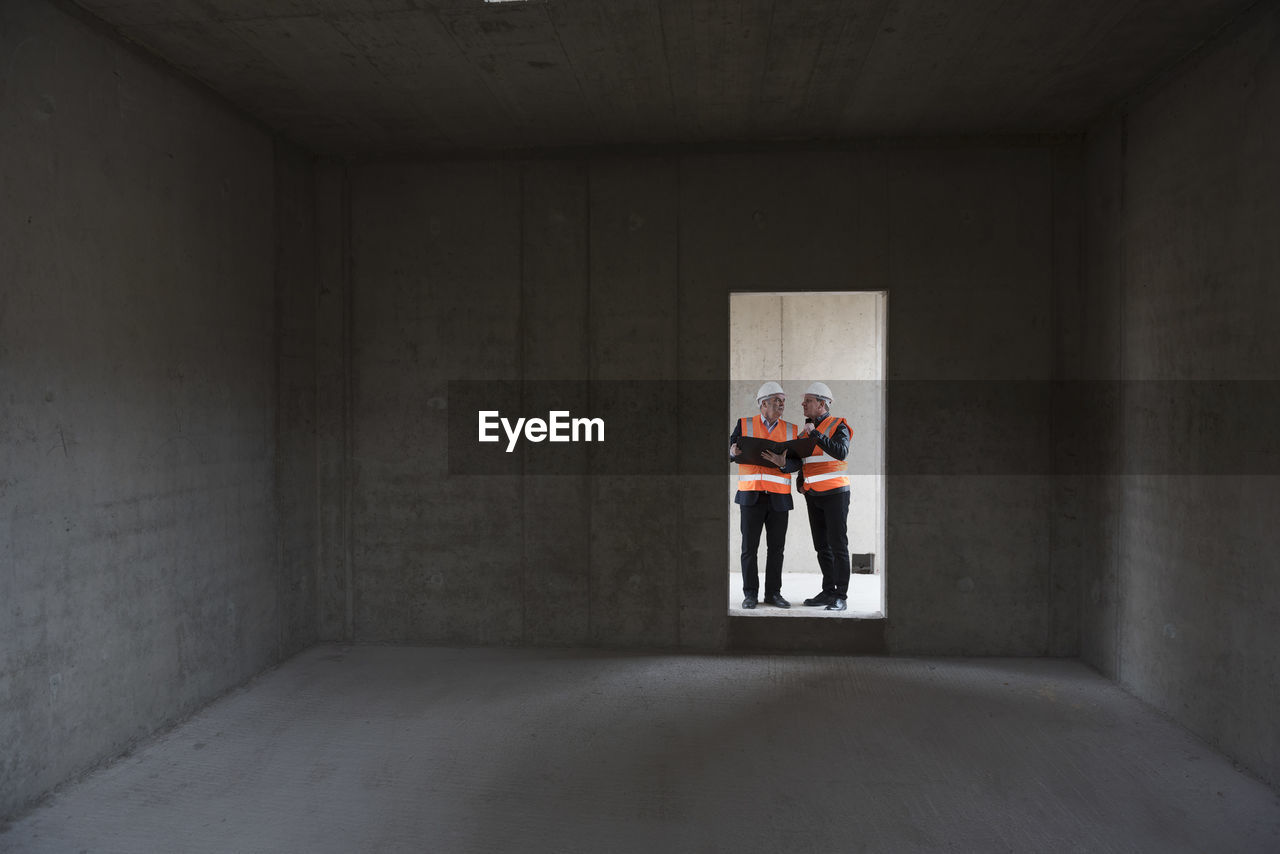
xmin=739 ymin=501 xmax=788 ymax=596
xmin=805 ymin=490 xmax=851 ymax=599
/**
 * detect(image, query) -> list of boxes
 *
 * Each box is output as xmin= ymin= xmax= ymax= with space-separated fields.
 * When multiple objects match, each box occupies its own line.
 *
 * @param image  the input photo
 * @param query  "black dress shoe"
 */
xmin=804 ymin=592 xmax=834 ymax=606
xmin=825 ymin=598 xmax=847 ymax=611
xmin=763 ymin=593 xmax=790 ymax=608
xmin=742 ymin=595 xmax=758 ymax=609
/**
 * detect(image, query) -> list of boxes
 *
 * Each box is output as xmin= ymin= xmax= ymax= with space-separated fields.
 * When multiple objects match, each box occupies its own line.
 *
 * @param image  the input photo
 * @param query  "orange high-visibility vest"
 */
xmin=800 ymin=415 xmax=850 ymax=493
xmin=737 ymin=416 xmax=798 ymax=495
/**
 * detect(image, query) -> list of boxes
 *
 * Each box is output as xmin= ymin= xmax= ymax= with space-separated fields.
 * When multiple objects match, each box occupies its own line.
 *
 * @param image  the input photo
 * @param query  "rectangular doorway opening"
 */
xmin=728 ymin=292 xmax=886 ymax=619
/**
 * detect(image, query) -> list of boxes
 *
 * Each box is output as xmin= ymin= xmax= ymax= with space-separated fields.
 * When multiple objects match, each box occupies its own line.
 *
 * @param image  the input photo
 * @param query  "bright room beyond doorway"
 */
xmin=728 ymin=292 xmax=887 ymax=619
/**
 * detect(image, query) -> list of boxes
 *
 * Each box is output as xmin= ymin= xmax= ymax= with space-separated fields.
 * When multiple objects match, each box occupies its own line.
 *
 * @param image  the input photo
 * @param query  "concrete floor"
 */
xmin=4 ymin=647 xmax=1279 ymax=854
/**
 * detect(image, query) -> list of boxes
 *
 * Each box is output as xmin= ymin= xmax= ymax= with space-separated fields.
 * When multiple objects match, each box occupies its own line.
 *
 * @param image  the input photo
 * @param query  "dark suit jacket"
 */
xmin=729 ymin=419 xmax=801 ymax=511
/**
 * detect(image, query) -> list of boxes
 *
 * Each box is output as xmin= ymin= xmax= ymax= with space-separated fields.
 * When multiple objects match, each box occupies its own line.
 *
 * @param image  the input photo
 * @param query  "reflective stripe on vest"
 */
xmin=737 ymin=415 xmax=798 ymax=495
xmin=800 ymin=415 xmax=850 ymax=493
xmin=740 ymin=473 xmax=792 ymax=486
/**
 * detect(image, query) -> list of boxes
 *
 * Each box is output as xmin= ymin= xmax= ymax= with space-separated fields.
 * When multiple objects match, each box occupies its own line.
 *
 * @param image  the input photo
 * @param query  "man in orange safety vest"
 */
xmin=798 ymin=382 xmax=852 ymax=611
xmin=729 ymin=382 xmax=801 ymax=609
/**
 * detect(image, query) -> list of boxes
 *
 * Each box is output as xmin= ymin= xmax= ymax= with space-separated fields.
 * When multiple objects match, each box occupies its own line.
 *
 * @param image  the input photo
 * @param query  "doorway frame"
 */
xmin=725 ymin=289 xmax=889 ymax=627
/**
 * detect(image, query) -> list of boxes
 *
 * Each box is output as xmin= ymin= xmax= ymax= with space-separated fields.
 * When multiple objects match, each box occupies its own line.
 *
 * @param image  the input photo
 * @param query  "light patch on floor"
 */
xmin=728 ymin=571 xmax=883 ymax=617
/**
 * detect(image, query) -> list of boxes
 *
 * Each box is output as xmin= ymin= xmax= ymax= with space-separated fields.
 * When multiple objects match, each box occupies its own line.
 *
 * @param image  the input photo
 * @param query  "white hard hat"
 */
xmin=756 ymin=381 xmax=785 ymax=402
xmin=805 ymin=381 xmax=834 ymax=403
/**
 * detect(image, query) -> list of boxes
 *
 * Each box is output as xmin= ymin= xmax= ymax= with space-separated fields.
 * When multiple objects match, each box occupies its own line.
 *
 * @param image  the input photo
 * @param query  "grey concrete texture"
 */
xmin=519 ymin=161 xmax=595 ymax=645
xmin=1047 ymin=143 xmax=1086 ymax=660
xmin=339 ymin=144 xmax=1075 ymax=656
xmin=347 ymin=161 xmax=525 ymax=645
xmin=7 ymin=0 xmax=1280 ymax=830
xmin=0 ymin=0 xmax=315 ymax=821
xmin=67 ymin=0 xmax=1260 ymax=154
xmin=1076 ymin=2 xmax=1280 ymax=788
xmin=272 ymin=139 xmax=320 ymax=659
xmin=313 ymin=160 xmax=350 ymax=643
xmin=5 ymin=645 xmax=1280 ymax=853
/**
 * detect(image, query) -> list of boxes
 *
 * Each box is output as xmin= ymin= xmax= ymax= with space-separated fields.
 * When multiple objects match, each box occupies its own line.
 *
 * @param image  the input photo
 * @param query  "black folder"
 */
xmin=734 ymin=434 xmax=818 ymax=468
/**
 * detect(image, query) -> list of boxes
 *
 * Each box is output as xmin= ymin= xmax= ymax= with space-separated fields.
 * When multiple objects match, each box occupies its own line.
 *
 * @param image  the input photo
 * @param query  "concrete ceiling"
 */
xmin=74 ymin=0 xmax=1256 ymax=156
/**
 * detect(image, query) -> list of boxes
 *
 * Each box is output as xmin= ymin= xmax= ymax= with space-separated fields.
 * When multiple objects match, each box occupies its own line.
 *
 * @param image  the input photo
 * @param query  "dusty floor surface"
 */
xmin=4 ymin=646 xmax=1279 ymax=853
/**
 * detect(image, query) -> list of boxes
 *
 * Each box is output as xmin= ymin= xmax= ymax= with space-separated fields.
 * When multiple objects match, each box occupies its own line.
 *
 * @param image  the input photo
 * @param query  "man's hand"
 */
xmin=729 ymin=443 xmax=741 ymax=458
xmin=761 ymin=449 xmax=787 ymax=468
xmin=799 ymin=422 xmax=813 ymax=436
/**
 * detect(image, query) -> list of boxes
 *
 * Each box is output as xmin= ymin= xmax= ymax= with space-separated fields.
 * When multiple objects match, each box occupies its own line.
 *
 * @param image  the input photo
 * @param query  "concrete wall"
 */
xmin=1078 ymin=3 xmax=1280 ymax=787
xmin=0 ymin=0 xmax=316 ymax=819
xmin=336 ymin=144 xmax=1077 ymax=655
xmin=274 ymin=142 xmax=321 ymax=656
xmin=4 ymin=0 xmax=1273 ymax=822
